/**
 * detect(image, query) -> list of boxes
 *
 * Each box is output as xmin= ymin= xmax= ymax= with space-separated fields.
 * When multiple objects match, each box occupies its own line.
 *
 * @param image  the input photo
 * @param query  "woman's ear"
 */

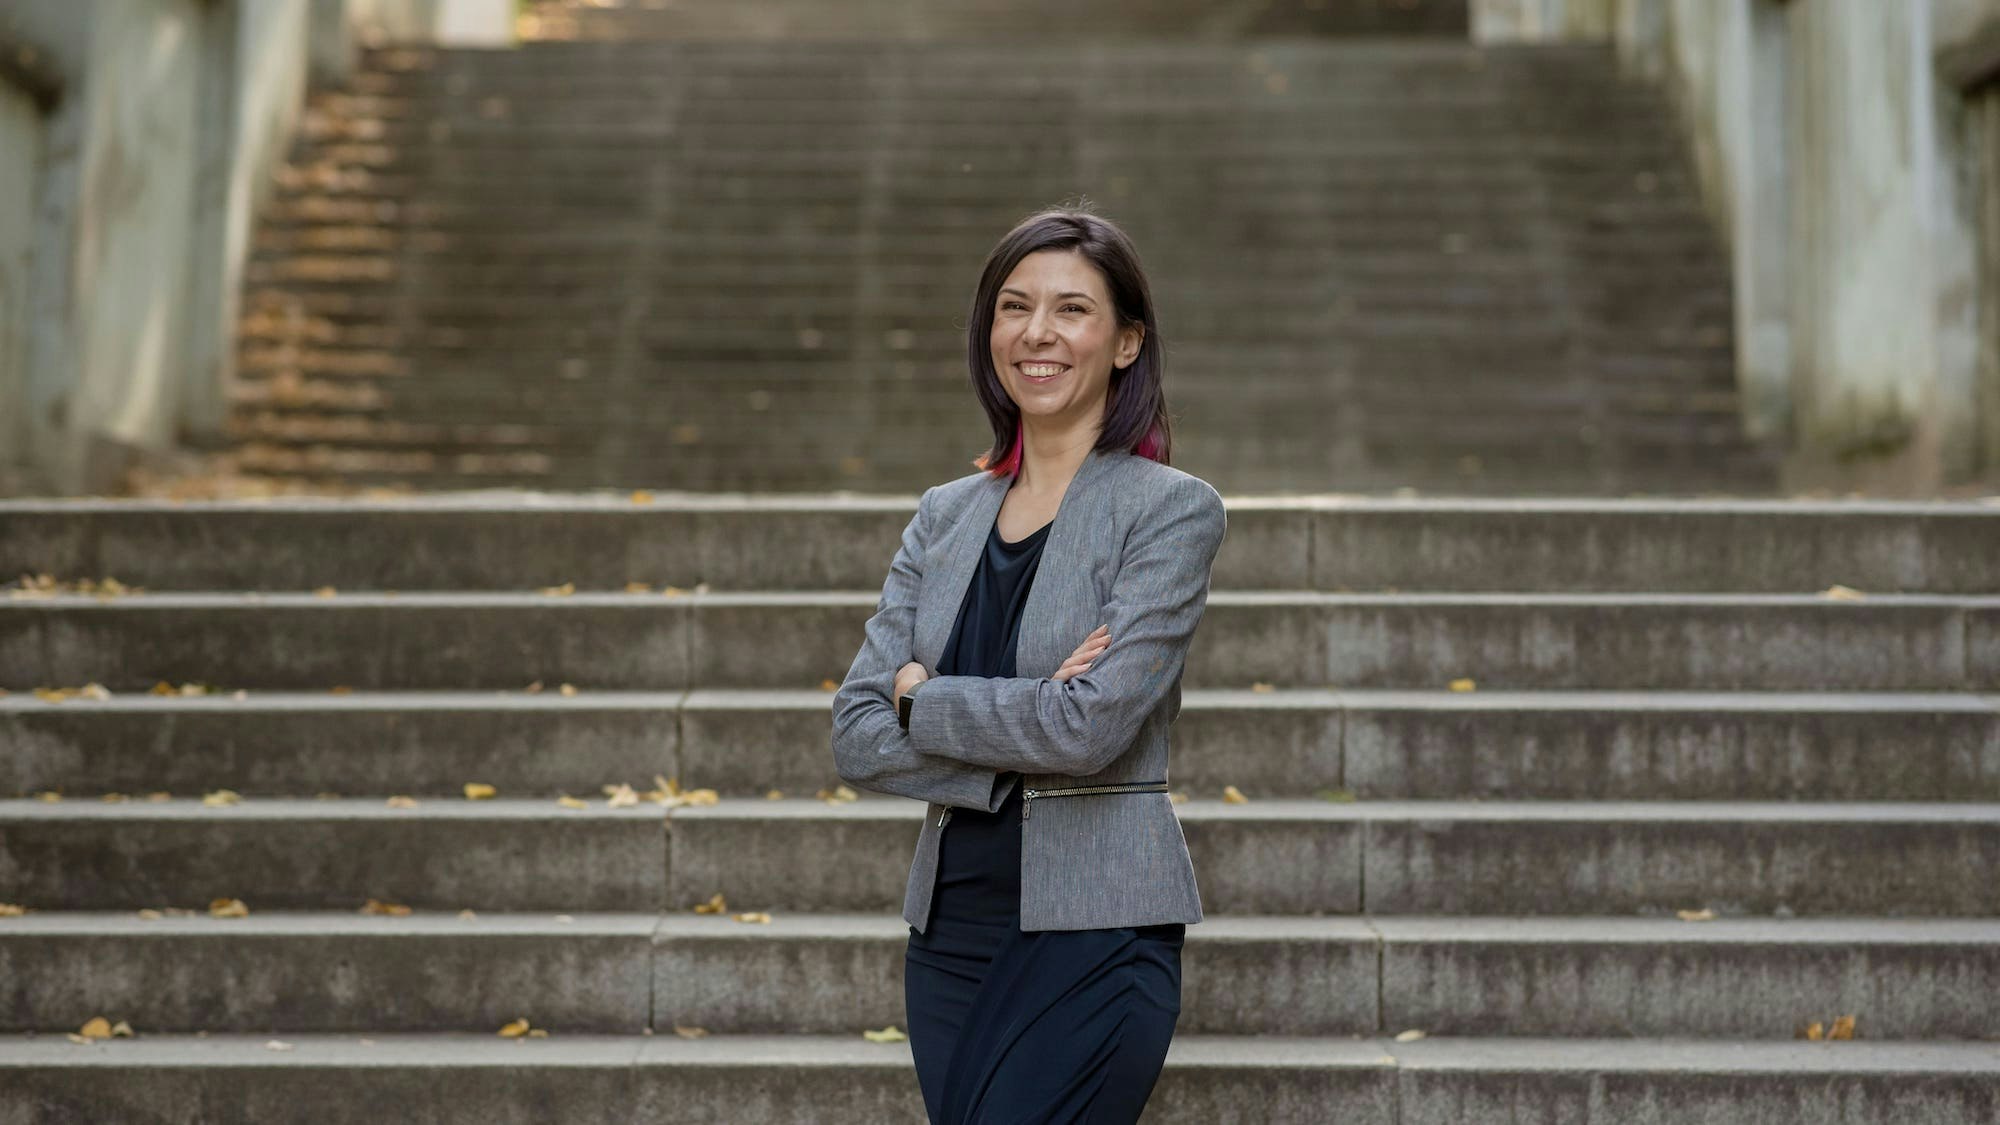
xmin=1115 ymin=323 xmax=1144 ymax=370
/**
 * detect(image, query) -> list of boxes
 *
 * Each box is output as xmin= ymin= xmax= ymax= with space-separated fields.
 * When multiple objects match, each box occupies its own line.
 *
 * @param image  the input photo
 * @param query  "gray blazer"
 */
xmin=831 ymin=445 xmax=1228 ymax=933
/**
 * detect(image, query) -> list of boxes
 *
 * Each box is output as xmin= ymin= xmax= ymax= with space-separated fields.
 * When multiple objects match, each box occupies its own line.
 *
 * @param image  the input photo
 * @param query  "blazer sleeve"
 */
xmin=906 ymin=475 xmax=1226 ymax=777
xmin=830 ymin=485 xmax=1010 ymax=810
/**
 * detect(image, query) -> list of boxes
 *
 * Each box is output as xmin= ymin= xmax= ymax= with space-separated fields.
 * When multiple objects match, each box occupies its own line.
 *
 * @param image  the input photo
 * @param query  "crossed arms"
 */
xmin=830 ymin=475 xmax=1227 ymax=805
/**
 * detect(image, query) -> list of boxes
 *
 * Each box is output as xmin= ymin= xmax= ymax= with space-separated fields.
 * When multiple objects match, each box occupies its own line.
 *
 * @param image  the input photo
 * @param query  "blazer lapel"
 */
xmin=916 ymin=445 xmax=1122 ymax=677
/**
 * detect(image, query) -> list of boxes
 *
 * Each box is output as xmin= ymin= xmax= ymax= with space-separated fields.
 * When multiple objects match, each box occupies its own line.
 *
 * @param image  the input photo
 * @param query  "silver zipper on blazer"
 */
xmin=937 ymin=806 xmax=952 ymax=828
xmin=1021 ymin=780 xmax=1169 ymax=821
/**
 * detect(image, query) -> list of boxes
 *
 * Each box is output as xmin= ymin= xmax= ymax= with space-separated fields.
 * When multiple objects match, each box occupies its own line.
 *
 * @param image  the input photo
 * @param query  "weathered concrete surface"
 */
xmin=6 ymin=496 xmax=2000 ymax=594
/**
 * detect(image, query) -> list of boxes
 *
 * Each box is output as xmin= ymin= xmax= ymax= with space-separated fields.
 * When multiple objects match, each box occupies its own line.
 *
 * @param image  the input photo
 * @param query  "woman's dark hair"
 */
xmin=966 ymin=206 xmax=1171 ymax=476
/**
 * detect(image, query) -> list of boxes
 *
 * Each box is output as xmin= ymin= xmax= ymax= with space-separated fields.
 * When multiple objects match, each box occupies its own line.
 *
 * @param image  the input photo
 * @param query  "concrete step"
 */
xmin=3 ymin=795 xmax=1995 ymax=916
xmin=673 ymin=799 xmax=2000 ymax=917
xmin=7 ymin=688 xmax=1993 ymax=804
xmin=5 ymin=911 xmax=1998 ymax=1039
xmin=5 ymin=590 xmax=1994 ymax=692
xmin=17 ymin=1032 xmax=1993 ymax=1125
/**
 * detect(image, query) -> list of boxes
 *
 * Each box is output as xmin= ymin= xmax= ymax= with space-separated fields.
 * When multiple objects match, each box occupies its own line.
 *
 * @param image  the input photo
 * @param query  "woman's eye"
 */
xmin=1063 ymin=304 xmax=1086 ymax=313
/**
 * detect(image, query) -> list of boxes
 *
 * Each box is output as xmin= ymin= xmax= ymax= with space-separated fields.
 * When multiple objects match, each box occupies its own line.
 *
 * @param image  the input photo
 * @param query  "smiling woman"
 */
xmin=963 ymin=208 xmax=1171 ymax=479
xmin=833 ymin=207 xmax=1217 ymax=1125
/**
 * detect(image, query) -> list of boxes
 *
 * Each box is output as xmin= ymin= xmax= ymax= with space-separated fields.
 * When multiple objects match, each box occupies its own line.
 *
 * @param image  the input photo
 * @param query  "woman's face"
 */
xmin=988 ymin=249 xmax=1143 ymax=430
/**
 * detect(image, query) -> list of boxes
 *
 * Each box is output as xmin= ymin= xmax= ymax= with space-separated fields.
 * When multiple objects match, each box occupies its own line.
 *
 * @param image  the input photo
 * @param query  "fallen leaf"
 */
xmin=0 ymin=903 xmax=28 ymax=916
xmin=463 ymin=782 xmax=497 ymax=800
xmin=539 ymin=582 xmax=575 ymax=597
xmin=1448 ymin=678 xmax=1476 ymax=692
xmin=692 ymin=892 xmax=726 ymax=914
xmin=815 ymin=785 xmax=858 ymax=805
xmin=386 ymin=795 xmax=418 ymax=808
xmin=209 ymin=898 xmax=249 ymax=918
xmin=524 ymin=681 xmax=544 ymax=694
xmin=1677 ymin=908 xmax=1716 ymax=922
xmin=202 ymin=789 xmax=242 ymax=807
xmin=1829 ymin=1014 xmax=1857 ymax=1040
xmin=604 ymin=783 xmax=640 ymax=808
xmin=359 ymin=898 xmax=411 ymax=916
xmin=673 ymin=1025 xmax=709 ymax=1039
xmin=559 ymin=683 xmax=577 ymax=696
xmin=498 ymin=1018 xmax=531 ymax=1038
xmin=557 ymin=795 xmax=588 ymax=810
xmin=1822 ymin=585 xmax=1866 ymax=601
xmin=78 ymin=1017 xmax=112 ymax=1040
xmin=1802 ymin=1020 xmax=1825 ymax=1040
xmin=629 ymin=490 xmax=653 ymax=504
xmin=266 ymin=1040 xmax=294 ymax=1051
xmin=820 ymin=678 xmax=839 ymax=691
xmin=1168 ymin=791 xmax=1188 ymax=804
xmin=329 ymin=685 xmax=352 ymax=695
xmin=110 ymin=1020 xmax=134 ymax=1038
xmin=733 ymin=911 xmax=773 ymax=924
xmin=1249 ymin=682 xmax=1275 ymax=693
xmin=35 ymin=790 xmax=61 ymax=802
xmin=1393 ymin=1029 xmax=1426 ymax=1042
xmin=863 ymin=1026 xmax=908 ymax=1043
xmin=1221 ymin=785 xmax=1249 ymax=804
xmin=458 ymin=909 xmax=477 ymax=919
xmin=765 ymin=789 xmax=784 ymax=800
xmin=314 ymin=586 xmax=337 ymax=598
xmin=624 ymin=581 xmax=651 ymax=593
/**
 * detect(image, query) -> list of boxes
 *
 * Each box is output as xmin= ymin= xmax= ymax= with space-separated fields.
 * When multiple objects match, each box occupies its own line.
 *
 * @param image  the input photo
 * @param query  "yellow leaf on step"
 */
xmin=1221 ymin=785 xmax=1249 ymax=804
xmin=386 ymin=795 xmax=418 ymax=808
xmin=765 ymin=789 xmax=784 ymax=800
xmin=498 ymin=1018 xmax=530 ymax=1038
xmin=209 ymin=898 xmax=249 ymax=918
xmin=692 ymin=893 xmax=726 ymax=914
xmin=1676 ymin=908 xmax=1715 ymax=922
xmin=673 ymin=1025 xmax=709 ymax=1039
xmin=1249 ymin=682 xmax=1274 ymax=693
xmin=202 ymin=789 xmax=242 ymax=806
xmin=630 ymin=490 xmax=653 ymax=504
xmin=110 ymin=1020 xmax=134 ymax=1038
xmin=1829 ymin=1015 xmax=1857 ymax=1040
xmin=1393 ymin=1029 xmax=1426 ymax=1042
xmin=733 ymin=912 xmax=772 ymax=924
xmin=1448 ymin=678 xmax=1476 ymax=692
xmin=359 ymin=899 xmax=410 ymax=916
xmin=78 ymin=1017 xmax=112 ymax=1040
xmin=1822 ymin=585 xmax=1866 ymax=600
xmin=1802 ymin=1021 xmax=1825 ymax=1040
xmin=863 ymin=1026 xmax=907 ymax=1043
xmin=463 ymin=782 xmax=497 ymax=800
xmin=557 ymin=796 xmax=588 ymax=810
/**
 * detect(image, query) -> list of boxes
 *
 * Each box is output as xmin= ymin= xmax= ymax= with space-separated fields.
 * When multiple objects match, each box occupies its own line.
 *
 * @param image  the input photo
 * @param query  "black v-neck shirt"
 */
xmin=935 ymin=511 xmax=1053 ymax=818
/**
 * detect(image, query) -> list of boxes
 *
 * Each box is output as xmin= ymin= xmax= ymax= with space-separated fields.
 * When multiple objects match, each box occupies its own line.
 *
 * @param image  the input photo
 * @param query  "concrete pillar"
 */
xmin=1783 ymin=0 xmax=1954 ymax=490
xmin=0 ymin=83 xmax=42 ymax=493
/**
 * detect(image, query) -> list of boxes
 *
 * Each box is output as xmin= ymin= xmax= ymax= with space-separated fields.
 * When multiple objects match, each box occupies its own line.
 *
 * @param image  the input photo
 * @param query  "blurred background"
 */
xmin=1 ymin=0 xmax=1996 ymax=500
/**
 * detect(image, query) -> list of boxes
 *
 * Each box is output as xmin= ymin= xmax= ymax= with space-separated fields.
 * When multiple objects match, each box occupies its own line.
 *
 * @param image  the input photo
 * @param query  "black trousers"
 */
xmin=904 ymin=779 xmax=1185 ymax=1124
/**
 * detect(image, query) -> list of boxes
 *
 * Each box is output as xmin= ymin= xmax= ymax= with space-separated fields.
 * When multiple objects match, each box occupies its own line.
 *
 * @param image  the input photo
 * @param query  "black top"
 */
xmin=936 ymin=510 xmax=1053 ymax=817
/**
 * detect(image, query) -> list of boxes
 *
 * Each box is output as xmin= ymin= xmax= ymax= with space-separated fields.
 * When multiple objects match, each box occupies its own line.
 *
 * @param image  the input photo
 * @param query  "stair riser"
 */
xmin=23 ymin=508 xmax=1989 ymax=594
xmin=12 ymin=699 xmax=1993 ymax=802
xmin=7 ymin=599 xmax=1989 ymax=691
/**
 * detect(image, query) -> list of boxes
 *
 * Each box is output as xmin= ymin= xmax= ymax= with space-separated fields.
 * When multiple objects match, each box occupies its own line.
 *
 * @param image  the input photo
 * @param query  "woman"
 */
xmin=831 ymin=207 xmax=1228 ymax=1123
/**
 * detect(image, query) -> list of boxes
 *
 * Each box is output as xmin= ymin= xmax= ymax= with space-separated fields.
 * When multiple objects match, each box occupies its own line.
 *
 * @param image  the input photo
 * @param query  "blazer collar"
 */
xmin=918 ymin=444 xmax=1125 ymax=672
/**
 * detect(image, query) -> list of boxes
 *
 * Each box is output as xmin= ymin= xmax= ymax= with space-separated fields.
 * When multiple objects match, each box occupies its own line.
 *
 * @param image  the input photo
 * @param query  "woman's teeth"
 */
xmin=1020 ymin=363 xmax=1066 ymax=380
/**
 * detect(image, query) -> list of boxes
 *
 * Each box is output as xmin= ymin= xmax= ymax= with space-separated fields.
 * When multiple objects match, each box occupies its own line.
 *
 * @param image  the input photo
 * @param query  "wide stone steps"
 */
xmin=7 ymin=590 xmax=1993 ymax=692
xmin=6 ymin=910 xmax=1998 ymax=1038
xmin=7 ymin=796 xmax=1996 ymax=916
xmin=516 ymin=0 xmax=1471 ymax=41
xmin=9 ymin=498 xmax=1992 ymax=592
xmin=15 ymin=1033 xmax=1994 ymax=1125
xmin=6 ymin=689 xmax=1996 ymax=802
xmin=210 ymin=34 xmax=1769 ymax=496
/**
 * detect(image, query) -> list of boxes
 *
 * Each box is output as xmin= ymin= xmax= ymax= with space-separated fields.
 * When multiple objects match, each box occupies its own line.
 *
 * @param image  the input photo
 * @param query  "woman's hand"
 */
xmin=1051 ymin=624 xmax=1110 ymax=683
xmin=893 ymin=661 xmax=929 ymax=706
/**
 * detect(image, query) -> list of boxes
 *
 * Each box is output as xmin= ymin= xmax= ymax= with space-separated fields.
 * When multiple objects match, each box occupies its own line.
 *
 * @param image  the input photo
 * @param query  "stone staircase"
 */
xmin=219 ymin=31 xmax=1779 ymax=497
xmin=3 ymin=495 xmax=1998 ymax=1121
